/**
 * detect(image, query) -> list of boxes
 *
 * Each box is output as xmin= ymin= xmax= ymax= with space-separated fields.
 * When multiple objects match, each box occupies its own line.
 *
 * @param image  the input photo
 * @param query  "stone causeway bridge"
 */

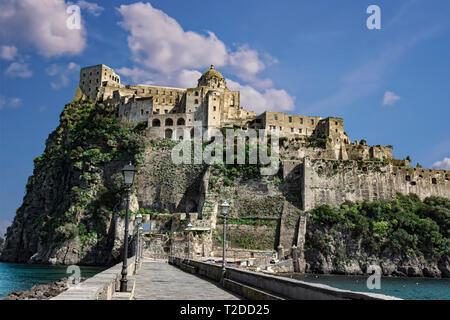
xmin=52 ymin=256 xmax=400 ymax=300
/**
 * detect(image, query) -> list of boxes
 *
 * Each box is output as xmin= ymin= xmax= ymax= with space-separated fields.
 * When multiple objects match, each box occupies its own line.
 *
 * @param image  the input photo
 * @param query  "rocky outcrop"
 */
xmin=0 ymin=101 xmax=145 ymax=265
xmin=3 ymin=277 xmax=86 ymax=300
xmin=304 ymin=225 xmax=449 ymax=278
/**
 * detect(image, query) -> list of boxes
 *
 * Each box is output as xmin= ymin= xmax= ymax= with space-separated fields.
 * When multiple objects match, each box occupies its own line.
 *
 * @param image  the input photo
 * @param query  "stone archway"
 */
xmin=152 ymin=119 xmax=161 ymax=127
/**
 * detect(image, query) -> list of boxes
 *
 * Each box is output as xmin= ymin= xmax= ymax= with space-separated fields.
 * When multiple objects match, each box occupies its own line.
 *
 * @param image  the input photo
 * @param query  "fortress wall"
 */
xmin=303 ymin=158 xmax=396 ymax=210
xmin=118 ymin=98 xmax=153 ymax=123
xmin=345 ymin=144 xmax=393 ymax=161
xmin=302 ymin=158 xmax=450 ymax=210
xmin=391 ymin=166 xmax=450 ymax=199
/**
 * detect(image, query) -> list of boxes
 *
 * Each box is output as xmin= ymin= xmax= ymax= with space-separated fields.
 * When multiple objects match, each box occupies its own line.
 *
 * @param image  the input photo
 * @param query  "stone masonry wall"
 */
xmin=303 ymin=157 xmax=450 ymax=211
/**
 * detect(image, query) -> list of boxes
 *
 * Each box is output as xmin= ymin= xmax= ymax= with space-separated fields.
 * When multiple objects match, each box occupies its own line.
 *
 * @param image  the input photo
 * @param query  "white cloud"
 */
xmin=228 ymin=45 xmax=264 ymax=77
xmin=432 ymin=157 xmax=450 ymax=170
xmin=46 ymin=62 xmax=80 ymax=90
xmin=5 ymin=62 xmax=32 ymax=78
xmin=227 ymin=79 xmax=295 ymax=113
xmin=116 ymin=67 xmax=157 ymax=85
xmin=0 ymin=45 xmax=18 ymax=60
xmin=117 ymin=66 xmax=202 ymax=89
xmin=118 ymin=2 xmax=228 ymax=74
xmin=382 ymin=91 xmax=400 ymax=106
xmin=0 ymin=96 xmax=22 ymax=109
xmin=77 ymin=0 xmax=103 ymax=16
xmin=117 ymin=2 xmax=294 ymax=113
xmin=0 ymin=0 xmax=86 ymax=57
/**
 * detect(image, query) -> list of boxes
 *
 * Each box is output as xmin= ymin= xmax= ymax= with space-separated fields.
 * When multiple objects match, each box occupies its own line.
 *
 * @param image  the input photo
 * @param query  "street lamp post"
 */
xmin=120 ymin=162 xmax=136 ymax=293
xmin=220 ymin=201 xmax=230 ymax=285
xmin=139 ymin=226 xmax=144 ymax=263
xmin=186 ymin=222 xmax=192 ymax=260
xmin=134 ymin=213 xmax=142 ymax=274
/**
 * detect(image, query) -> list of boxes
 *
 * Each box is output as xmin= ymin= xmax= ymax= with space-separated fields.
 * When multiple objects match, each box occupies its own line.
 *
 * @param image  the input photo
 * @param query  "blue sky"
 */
xmin=0 ymin=0 xmax=450 ymax=233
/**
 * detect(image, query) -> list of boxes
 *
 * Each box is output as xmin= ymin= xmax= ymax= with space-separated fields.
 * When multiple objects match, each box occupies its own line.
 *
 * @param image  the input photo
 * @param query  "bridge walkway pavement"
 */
xmin=133 ymin=260 xmax=241 ymax=300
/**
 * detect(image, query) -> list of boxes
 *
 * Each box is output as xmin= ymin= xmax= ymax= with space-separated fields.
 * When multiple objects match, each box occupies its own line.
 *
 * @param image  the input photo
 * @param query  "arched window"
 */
xmin=152 ymin=119 xmax=161 ymax=127
xmin=177 ymin=118 xmax=185 ymax=126
xmin=165 ymin=118 xmax=174 ymax=126
xmin=165 ymin=129 xmax=173 ymax=139
xmin=194 ymin=99 xmax=199 ymax=104
xmin=195 ymin=91 xmax=199 ymax=96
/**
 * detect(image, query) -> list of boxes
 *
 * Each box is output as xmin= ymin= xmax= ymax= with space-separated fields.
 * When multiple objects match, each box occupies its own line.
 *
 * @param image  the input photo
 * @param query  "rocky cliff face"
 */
xmin=0 ymin=100 xmax=146 ymax=265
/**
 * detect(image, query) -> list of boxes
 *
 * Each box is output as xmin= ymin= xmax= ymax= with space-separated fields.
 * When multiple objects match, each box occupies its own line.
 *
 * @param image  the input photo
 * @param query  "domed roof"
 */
xmin=200 ymin=65 xmax=224 ymax=80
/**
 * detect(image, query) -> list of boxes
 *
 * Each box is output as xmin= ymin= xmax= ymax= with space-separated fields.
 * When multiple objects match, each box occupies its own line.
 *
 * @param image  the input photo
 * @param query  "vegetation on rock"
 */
xmin=2 ymin=99 xmax=146 ymax=264
xmin=306 ymin=193 xmax=450 ymax=268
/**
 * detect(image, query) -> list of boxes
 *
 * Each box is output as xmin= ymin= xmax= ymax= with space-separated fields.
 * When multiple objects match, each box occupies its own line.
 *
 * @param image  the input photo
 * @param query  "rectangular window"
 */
xmin=164 ymin=109 xmax=168 ymax=114
xmin=311 ymin=119 xmax=314 ymax=125
xmin=213 ymin=106 xmax=216 ymax=111
xmin=300 ymin=118 xmax=303 ymax=124
xmin=291 ymin=128 xmax=294 ymax=132
xmin=274 ymin=115 xmax=278 ymax=121
xmin=279 ymin=126 xmax=282 ymax=131
xmin=289 ymin=117 xmax=292 ymax=123
xmin=299 ymin=128 xmax=302 ymax=133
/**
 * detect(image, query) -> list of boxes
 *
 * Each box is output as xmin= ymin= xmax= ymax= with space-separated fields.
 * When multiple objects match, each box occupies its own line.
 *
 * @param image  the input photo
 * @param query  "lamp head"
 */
xmin=136 ymin=213 xmax=142 ymax=225
xmin=122 ymin=162 xmax=136 ymax=186
xmin=220 ymin=200 xmax=230 ymax=216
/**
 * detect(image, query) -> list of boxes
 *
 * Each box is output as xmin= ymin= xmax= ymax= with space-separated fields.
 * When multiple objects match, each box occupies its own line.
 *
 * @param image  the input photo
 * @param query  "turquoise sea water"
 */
xmin=281 ymin=273 xmax=450 ymax=300
xmin=0 ymin=262 xmax=105 ymax=298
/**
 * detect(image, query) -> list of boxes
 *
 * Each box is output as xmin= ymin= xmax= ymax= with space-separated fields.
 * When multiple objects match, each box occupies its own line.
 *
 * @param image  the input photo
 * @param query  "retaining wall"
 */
xmin=169 ymin=256 xmax=400 ymax=300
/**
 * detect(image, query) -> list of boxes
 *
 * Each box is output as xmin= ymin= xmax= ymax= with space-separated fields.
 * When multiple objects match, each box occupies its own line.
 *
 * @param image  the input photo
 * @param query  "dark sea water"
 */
xmin=281 ymin=273 xmax=450 ymax=300
xmin=0 ymin=262 xmax=106 ymax=298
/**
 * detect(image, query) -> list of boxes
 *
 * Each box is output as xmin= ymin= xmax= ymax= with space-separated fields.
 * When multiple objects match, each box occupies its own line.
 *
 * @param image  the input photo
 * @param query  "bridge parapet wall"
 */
xmin=168 ymin=256 xmax=400 ymax=300
xmin=51 ymin=257 xmax=136 ymax=300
